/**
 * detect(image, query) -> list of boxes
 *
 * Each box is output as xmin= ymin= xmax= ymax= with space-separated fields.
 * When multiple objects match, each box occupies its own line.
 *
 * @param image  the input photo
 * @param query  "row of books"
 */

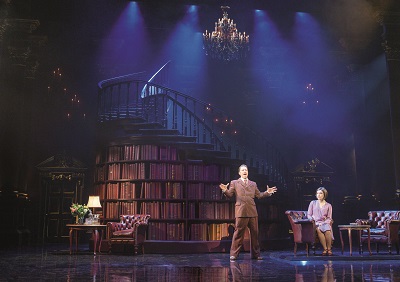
xmin=208 ymin=223 xmax=237 ymax=241
xmin=104 ymin=202 xmax=120 ymax=219
xmin=97 ymin=145 xmax=179 ymax=163
xmin=148 ymin=222 xmax=227 ymax=241
xmin=107 ymin=164 xmax=122 ymax=180
xmin=104 ymin=202 xmax=139 ymax=218
xmin=188 ymin=202 xmax=235 ymax=219
xmin=95 ymin=163 xmax=231 ymax=182
xmin=190 ymin=223 xmax=238 ymax=241
xmin=140 ymin=202 xmax=183 ymax=219
xmin=119 ymin=182 xmax=137 ymax=199
xmin=120 ymin=202 xmax=138 ymax=215
xmin=95 ymin=163 xmax=147 ymax=181
xmin=103 ymin=201 xmax=235 ymax=220
xmin=142 ymin=182 xmax=183 ymax=199
xmin=105 ymin=183 xmax=120 ymax=199
xmin=147 ymin=222 xmax=184 ymax=241
xmin=95 ymin=183 xmax=226 ymax=201
xmin=186 ymin=183 xmax=223 ymax=200
xmin=189 ymin=223 xmax=208 ymax=241
xmin=121 ymin=163 xmax=146 ymax=179
xmin=149 ymin=163 xmax=185 ymax=180
xmin=187 ymin=164 xmax=230 ymax=181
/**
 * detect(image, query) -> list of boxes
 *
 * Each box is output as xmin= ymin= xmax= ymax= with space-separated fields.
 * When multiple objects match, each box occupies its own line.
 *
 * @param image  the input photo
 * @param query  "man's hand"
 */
xmin=219 ymin=183 xmax=229 ymax=191
xmin=266 ymin=185 xmax=277 ymax=195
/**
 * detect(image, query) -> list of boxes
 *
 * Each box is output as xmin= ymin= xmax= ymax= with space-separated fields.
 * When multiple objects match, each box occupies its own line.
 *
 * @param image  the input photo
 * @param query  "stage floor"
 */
xmin=1 ymin=244 xmax=400 ymax=281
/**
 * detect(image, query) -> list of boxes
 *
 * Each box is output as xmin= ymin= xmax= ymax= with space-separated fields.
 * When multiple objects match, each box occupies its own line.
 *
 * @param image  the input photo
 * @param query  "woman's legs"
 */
xmin=317 ymin=228 xmax=333 ymax=255
xmin=316 ymin=228 xmax=327 ymax=250
xmin=325 ymin=230 xmax=332 ymax=250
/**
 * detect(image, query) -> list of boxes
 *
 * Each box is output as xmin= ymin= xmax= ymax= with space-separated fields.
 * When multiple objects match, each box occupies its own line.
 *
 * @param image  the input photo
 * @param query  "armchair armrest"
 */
xmin=135 ymin=221 xmax=149 ymax=244
xmin=107 ymin=221 xmax=123 ymax=230
xmin=106 ymin=222 xmax=114 ymax=240
xmin=293 ymin=218 xmax=313 ymax=224
xmin=355 ymin=219 xmax=370 ymax=226
xmin=385 ymin=219 xmax=400 ymax=242
xmin=134 ymin=220 xmax=150 ymax=227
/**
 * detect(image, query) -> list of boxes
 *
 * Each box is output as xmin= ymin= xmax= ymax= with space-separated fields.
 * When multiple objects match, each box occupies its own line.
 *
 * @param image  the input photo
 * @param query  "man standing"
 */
xmin=219 ymin=164 xmax=277 ymax=261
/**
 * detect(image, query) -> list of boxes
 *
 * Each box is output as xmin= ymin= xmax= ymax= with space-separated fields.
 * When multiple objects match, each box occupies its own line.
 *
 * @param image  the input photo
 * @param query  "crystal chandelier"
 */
xmin=203 ymin=6 xmax=249 ymax=62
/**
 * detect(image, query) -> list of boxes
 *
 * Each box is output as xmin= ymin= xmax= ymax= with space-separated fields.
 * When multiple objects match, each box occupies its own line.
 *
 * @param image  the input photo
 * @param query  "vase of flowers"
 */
xmin=70 ymin=203 xmax=89 ymax=224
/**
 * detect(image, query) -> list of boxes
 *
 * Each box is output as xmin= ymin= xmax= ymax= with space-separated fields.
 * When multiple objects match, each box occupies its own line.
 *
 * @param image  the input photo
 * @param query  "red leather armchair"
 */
xmin=285 ymin=210 xmax=316 ymax=255
xmin=355 ymin=210 xmax=400 ymax=254
xmin=107 ymin=214 xmax=150 ymax=254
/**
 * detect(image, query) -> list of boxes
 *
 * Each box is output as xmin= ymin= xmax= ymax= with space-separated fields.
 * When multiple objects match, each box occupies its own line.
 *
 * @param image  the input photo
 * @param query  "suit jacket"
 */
xmin=224 ymin=179 xmax=271 ymax=218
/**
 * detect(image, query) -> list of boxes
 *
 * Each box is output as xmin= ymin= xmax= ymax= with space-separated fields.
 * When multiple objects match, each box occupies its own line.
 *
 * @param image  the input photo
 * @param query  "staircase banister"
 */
xmin=98 ymin=72 xmax=147 ymax=89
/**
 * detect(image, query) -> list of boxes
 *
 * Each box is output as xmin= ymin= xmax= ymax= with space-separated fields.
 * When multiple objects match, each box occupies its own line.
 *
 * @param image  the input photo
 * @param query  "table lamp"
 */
xmin=87 ymin=195 xmax=102 ymax=215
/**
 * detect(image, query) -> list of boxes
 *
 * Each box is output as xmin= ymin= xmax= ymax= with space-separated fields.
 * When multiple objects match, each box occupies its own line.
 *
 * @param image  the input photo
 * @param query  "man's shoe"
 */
xmin=230 ymin=256 xmax=237 ymax=261
xmin=252 ymin=256 xmax=263 ymax=260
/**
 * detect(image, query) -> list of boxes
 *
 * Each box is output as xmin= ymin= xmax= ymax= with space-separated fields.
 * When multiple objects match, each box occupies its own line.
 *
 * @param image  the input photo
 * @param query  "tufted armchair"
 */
xmin=285 ymin=210 xmax=316 ymax=255
xmin=355 ymin=210 xmax=400 ymax=254
xmin=107 ymin=214 xmax=150 ymax=254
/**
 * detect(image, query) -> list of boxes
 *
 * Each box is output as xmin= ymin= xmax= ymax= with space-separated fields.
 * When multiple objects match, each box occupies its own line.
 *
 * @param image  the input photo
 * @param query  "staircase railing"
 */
xmin=97 ymin=78 xmax=288 ymax=187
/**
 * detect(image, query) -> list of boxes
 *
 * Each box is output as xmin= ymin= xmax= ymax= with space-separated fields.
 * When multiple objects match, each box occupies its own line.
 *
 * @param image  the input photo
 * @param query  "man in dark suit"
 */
xmin=220 ymin=164 xmax=277 ymax=261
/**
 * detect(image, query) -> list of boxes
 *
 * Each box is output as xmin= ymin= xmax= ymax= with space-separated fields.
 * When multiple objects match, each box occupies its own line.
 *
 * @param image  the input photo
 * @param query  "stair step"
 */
xmin=195 ymin=149 xmax=230 ymax=157
xmin=113 ymin=135 xmax=198 ymax=145
xmin=173 ymin=142 xmax=215 ymax=150
xmin=122 ymin=122 xmax=165 ymax=131
xmin=98 ymin=115 xmax=147 ymax=123
xmin=127 ymin=128 xmax=180 ymax=136
xmin=188 ymin=148 xmax=231 ymax=159
xmin=107 ymin=136 xmax=224 ymax=153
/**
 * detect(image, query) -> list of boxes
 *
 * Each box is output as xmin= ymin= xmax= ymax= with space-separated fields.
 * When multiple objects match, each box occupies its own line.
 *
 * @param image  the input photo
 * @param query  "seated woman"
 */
xmin=307 ymin=187 xmax=334 ymax=256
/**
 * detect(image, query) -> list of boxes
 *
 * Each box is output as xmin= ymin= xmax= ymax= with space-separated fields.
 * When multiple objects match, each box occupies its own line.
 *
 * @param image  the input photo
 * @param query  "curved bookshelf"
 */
xmin=94 ymin=142 xmax=237 ymax=242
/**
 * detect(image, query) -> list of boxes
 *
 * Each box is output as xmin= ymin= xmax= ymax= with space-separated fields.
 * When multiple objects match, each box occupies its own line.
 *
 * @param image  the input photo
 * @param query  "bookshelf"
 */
xmin=94 ymin=144 xmax=237 ymax=242
xmin=93 ymin=137 xmax=286 ymax=254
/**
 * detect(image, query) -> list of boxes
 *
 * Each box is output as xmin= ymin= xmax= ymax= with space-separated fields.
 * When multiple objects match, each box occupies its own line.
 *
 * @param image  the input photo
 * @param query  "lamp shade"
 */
xmin=87 ymin=195 xmax=102 ymax=208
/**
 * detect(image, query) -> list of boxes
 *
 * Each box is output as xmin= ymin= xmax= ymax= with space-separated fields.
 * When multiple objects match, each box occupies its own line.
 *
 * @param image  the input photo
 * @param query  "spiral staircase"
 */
xmin=96 ymin=62 xmax=288 ymax=187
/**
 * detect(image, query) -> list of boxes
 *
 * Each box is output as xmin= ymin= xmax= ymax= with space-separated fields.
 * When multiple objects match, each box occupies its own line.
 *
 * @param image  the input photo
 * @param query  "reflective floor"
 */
xmin=1 ymin=244 xmax=400 ymax=281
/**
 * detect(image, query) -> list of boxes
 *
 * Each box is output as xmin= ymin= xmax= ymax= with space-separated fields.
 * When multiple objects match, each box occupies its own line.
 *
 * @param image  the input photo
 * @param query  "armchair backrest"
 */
xmin=285 ymin=210 xmax=315 ymax=244
xmin=368 ymin=211 xmax=400 ymax=228
xmin=286 ymin=210 xmax=308 ymax=223
xmin=120 ymin=214 xmax=151 ymax=228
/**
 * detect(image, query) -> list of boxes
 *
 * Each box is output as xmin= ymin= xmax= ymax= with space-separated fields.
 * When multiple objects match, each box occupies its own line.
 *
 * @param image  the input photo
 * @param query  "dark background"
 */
xmin=0 ymin=0 xmax=399 ymax=243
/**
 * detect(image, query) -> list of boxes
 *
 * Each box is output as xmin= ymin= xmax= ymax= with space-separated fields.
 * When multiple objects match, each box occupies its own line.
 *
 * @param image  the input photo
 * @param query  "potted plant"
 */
xmin=70 ymin=203 xmax=89 ymax=224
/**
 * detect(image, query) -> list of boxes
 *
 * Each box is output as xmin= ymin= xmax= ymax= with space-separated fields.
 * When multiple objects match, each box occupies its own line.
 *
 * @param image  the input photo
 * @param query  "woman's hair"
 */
xmin=316 ymin=187 xmax=328 ymax=200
